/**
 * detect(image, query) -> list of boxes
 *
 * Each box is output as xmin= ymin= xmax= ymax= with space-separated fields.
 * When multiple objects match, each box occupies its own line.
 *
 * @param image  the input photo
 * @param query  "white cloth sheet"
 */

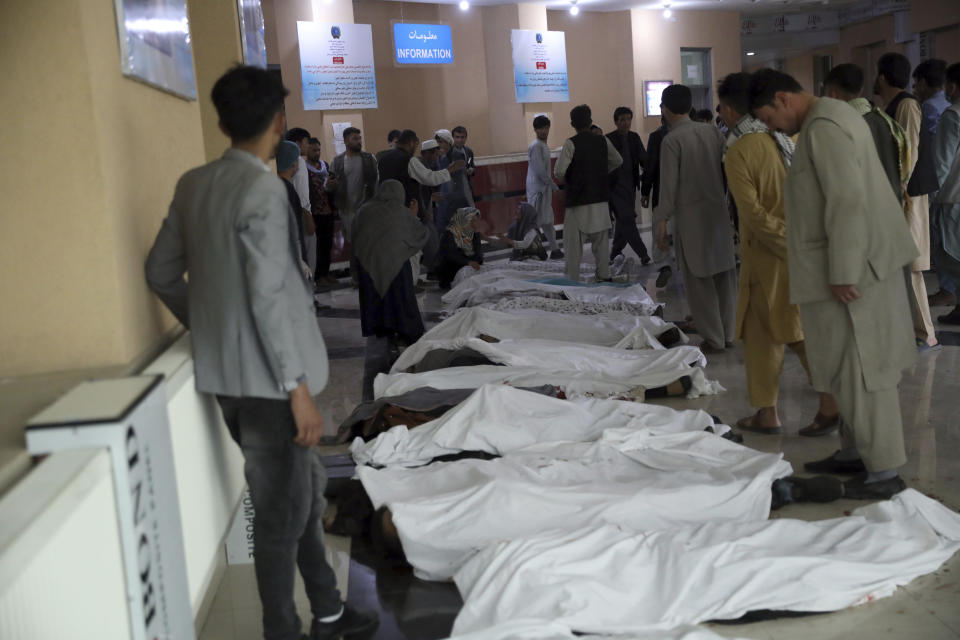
xmin=351 ymin=384 xmax=728 ymax=468
xmin=481 ymin=294 xmax=661 ymax=317
xmin=451 ymin=261 xmax=591 ymax=288
xmin=419 ymin=307 xmax=688 ymax=349
xmin=448 ymin=622 xmax=747 ymax=640
xmin=375 ymin=345 xmax=721 ymax=400
xmin=442 ymin=270 xmax=657 ymax=312
xmin=357 ymin=400 xmax=788 ymax=581
xmin=451 ymin=489 xmax=960 ymax=636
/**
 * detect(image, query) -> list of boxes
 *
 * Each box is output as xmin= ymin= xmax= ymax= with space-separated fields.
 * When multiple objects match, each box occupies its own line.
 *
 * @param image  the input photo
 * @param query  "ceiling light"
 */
xmin=663 ymin=6 xmax=672 ymax=19
xmin=746 ymin=51 xmax=756 ymax=56
xmin=570 ymin=2 xmax=580 ymax=16
xmin=459 ymin=0 xmax=469 ymax=10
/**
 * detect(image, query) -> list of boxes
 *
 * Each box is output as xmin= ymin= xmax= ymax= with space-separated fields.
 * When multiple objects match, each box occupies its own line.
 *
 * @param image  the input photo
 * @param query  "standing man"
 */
xmin=452 ymin=125 xmax=476 ymax=198
xmin=286 ymin=127 xmax=316 ymax=275
xmin=378 ymin=129 xmax=463 ymax=212
xmin=718 ymin=72 xmax=839 ymax=436
xmin=641 ymin=116 xmax=673 ymax=288
xmin=306 ymin=137 xmax=336 ymax=286
xmin=526 ymin=115 xmax=563 ymax=258
xmin=606 ymin=106 xmax=651 ymax=266
xmin=553 ymin=104 xmax=622 ymax=281
xmin=144 ymin=66 xmax=376 ymax=639
xmin=750 ymin=69 xmax=918 ymax=499
xmin=932 ymin=63 xmax=960 ymax=325
xmin=376 ymin=129 xmax=401 ymax=161
xmin=656 ymin=84 xmax=737 ymax=353
xmin=324 ymin=126 xmax=377 ymax=244
xmin=435 ymin=129 xmax=474 ymax=233
xmin=875 ymin=53 xmax=941 ymax=352
xmin=912 ymin=59 xmax=957 ymax=308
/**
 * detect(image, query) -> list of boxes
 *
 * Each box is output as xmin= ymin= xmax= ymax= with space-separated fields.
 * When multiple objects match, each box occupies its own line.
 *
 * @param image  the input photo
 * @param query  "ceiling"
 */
xmin=384 ymin=0 xmax=864 ymax=16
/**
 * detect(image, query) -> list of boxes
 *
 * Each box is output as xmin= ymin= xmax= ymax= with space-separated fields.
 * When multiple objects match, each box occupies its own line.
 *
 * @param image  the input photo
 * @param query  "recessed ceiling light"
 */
xmin=747 ymin=51 xmax=756 ymax=56
xmin=570 ymin=2 xmax=580 ymax=16
xmin=459 ymin=0 xmax=469 ymax=10
xmin=663 ymin=7 xmax=672 ymax=19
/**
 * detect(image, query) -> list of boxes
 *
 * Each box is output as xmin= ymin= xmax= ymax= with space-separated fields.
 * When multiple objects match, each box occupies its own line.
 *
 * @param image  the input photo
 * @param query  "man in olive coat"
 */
xmin=750 ymin=69 xmax=918 ymax=500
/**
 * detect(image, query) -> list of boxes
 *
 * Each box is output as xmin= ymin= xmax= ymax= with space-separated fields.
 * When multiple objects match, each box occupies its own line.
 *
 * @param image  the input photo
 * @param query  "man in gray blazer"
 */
xmin=656 ymin=84 xmax=738 ymax=353
xmin=145 ymin=66 xmax=376 ymax=640
xmin=750 ymin=69 xmax=918 ymax=500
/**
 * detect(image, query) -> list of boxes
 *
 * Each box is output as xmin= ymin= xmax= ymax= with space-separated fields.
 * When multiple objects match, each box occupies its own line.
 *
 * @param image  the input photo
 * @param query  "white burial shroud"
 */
xmin=417 ymin=306 xmax=688 ymax=349
xmin=375 ymin=342 xmax=720 ymax=399
xmin=447 ymin=621 xmax=748 ymax=640
xmin=441 ymin=269 xmax=659 ymax=313
xmin=451 ymin=490 xmax=960 ymax=636
xmin=451 ymin=261 xmax=593 ymax=288
xmin=351 ymin=384 xmax=730 ymax=468
xmin=356 ymin=388 xmax=790 ymax=581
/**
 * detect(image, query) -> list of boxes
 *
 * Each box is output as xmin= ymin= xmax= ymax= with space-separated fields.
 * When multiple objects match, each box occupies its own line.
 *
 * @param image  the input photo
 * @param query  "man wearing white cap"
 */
xmin=435 ymin=128 xmax=474 ymax=233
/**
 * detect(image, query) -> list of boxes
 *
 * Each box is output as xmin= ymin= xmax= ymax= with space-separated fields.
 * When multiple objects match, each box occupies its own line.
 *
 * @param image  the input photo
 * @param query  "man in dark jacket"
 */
xmin=607 ymin=106 xmax=651 ymax=265
xmin=641 ymin=117 xmax=673 ymax=287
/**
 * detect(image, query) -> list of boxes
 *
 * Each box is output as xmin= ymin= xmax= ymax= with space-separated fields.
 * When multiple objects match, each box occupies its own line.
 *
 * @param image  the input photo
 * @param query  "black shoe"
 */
xmin=550 ymin=249 xmax=565 ymax=260
xmin=786 ymin=475 xmax=844 ymax=503
xmin=656 ymin=327 xmax=682 ymax=348
xmin=842 ymin=473 xmax=907 ymax=500
xmin=655 ymin=266 xmax=672 ymax=288
xmin=803 ymin=452 xmax=866 ymax=475
xmin=310 ymin=605 xmax=379 ymax=639
xmin=938 ymin=306 xmax=960 ymax=325
xmin=641 ymin=255 xmax=652 ymax=266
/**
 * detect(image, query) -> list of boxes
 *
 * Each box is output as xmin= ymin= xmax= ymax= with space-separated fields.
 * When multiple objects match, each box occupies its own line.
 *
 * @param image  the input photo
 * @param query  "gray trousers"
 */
xmin=680 ymin=264 xmax=737 ymax=348
xmin=217 ymin=396 xmax=341 ymax=640
xmin=565 ymin=228 xmax=611 ymax=281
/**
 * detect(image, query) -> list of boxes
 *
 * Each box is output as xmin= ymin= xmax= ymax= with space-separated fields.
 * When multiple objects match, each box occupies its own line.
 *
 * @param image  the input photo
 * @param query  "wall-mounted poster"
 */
xmin=644 ymin=80 xmax=673 ymax=117
xmin=238 ymin=0 xmax=267 ymax=68
xmin=112 ymin=0 xmax=197 ymax=99
xmin=393 ymin=23 xmax=454 ymax=65
xmin=297 ymin=21 xmax=378 ymax=110
xmin=510 ymin=29 xmax=569 ymax=103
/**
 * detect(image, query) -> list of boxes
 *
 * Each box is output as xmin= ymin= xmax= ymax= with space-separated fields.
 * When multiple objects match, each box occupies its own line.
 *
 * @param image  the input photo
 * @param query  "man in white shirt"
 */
xmin=526 ymin=115 xmax=562 ymax=258
xmin=286 ymin=127 xmax=316 ymax=275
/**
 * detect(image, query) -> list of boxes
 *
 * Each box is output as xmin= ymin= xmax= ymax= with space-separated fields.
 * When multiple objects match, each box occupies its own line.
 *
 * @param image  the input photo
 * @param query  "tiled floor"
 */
xmin=201 ymin=239 xmax=960 ymax=640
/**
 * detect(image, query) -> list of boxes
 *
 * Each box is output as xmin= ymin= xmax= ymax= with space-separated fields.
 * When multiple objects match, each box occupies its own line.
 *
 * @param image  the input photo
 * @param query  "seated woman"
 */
xmin=499 ymin=202 xmax=548 ymax=262
xmin=436 ymin=207 xmax=487 ymax=289
xmin=352 ymin=180 xmax=434 ymax=401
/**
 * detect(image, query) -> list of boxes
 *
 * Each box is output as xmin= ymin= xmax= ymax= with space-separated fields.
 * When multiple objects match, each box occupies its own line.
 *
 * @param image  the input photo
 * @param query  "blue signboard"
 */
xmin=393 ymin=23 xmax=454 ymax=65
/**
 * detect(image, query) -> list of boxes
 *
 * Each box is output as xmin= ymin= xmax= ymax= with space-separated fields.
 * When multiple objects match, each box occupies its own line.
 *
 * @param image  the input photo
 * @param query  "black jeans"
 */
xmin=610 ymin=211 xmax=650 ymax=262
xmin=315 ymin=214 xmax=335 ymax=278
xmin=217 ymin=396 xmax=342 ymax=640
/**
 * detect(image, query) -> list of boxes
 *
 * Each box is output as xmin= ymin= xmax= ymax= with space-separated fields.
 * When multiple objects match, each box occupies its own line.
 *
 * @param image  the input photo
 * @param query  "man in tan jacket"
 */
xmin=875 ymin=53 xmax=941 ymax=352
xmin=718 ymin=72 xmax=839 ymax=437
xmin=750 ymin=69 xmax=918 ymax=500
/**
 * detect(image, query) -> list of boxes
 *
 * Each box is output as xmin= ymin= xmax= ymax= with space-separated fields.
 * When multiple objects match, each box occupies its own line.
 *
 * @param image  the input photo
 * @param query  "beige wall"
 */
xmin=631 ymin=9 xmax=742 ymax=141
xmin=910 ymin=0 xmax=960 ymax=35
xmin=0 ymin=0 xmax=239 ymax=377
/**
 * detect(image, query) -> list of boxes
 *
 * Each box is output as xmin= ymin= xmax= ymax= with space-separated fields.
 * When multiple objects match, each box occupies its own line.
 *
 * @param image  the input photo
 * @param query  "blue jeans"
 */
xmin=217 ymin=396 xmax=342 ymax=640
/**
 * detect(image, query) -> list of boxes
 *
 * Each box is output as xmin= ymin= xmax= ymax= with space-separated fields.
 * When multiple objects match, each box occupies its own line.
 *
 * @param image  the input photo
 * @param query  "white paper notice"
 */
xmin=687 ymin=65 xmax=700 ymax=83
xmin=511 ymin=30 xmax=569 ymax=103
xmin=332 ymin=121 xmax=352 ymax=155
xmin=297 ymin=21 xmax=378 ymax=110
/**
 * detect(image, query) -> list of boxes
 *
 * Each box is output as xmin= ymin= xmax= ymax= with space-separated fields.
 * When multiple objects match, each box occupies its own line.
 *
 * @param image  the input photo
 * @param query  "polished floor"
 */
xmin=200 ymin=240 xmax=960 ymax=640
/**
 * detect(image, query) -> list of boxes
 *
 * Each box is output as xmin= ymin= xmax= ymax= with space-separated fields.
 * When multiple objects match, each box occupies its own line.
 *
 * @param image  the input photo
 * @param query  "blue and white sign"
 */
xmin=510 ymin=29 xmax=569 ymax=103
xmin=393 ymin=23 xmax=454 ymax=65
xmin=297 ymin=21 xmax=378 ymax=110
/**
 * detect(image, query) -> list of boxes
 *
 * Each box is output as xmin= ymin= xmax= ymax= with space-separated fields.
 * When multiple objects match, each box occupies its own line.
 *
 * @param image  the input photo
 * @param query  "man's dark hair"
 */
xmin=397 ymin=129 xmax=419 ymax=145
xmin=823 ymin=63 xmax=864 ymax=96
xmin=452 ymin=125 xmax=468 ymax=136
xmin=613 ymin=106 xmax=633 ymax=122
xmin=748 ymin=69 xmax=803 ymax=111
xmin=913 ymin=58 xmax=947 ymax=88
xmin=308 ymin=137 xmax=321 ymax=145
xmin=662 ymin=85 xmax=693 ymax=115
xmin=877 ymin=52 xmax=911 ymax=90
xmin=717 ymin=72 xmax=752 ymax=116
xmin=947 ymin=63 xmax=960 ymax=88
xmin=695 ymin=109 xmax=713 ymax=122
xmin=570 ymin=104 xmax=592 ymax=130
xmin=211 ymin=65 xmax=289 ymax=142
xmin=286 ymin=127 xmax=311 ymax=144
xmin=343 ymin=126 xmax=361 ymax=141
xmin=387 ymin=129 xmax=402 ymax=143
xmin=533 ymin=115 xmax=551 ymax=129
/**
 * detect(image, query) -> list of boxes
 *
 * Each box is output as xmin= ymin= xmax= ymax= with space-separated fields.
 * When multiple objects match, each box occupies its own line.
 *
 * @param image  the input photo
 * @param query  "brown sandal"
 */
xmin=735 ymin=413 xmax=782 ymax=435
xmin=799 ymin=412 xmax=840 ymax=437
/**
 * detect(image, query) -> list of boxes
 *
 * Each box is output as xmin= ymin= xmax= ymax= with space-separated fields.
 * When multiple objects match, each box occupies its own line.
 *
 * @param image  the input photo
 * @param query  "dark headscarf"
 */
xmin=351 ymin=180 xmax=431 ymax=297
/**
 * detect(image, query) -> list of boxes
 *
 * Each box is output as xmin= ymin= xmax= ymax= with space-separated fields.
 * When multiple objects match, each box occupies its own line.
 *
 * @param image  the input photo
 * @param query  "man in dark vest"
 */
xmin=553 ymin=104 xmax=623 ymax=281
xmin=377 ymin=129 xmax=462 ymax=212
xmin=607 ymin=106 xmax=651 ymax=266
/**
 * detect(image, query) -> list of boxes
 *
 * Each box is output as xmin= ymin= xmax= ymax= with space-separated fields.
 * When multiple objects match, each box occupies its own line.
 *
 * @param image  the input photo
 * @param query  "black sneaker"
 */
xmin=842 ymin=473 xmax=907 ymax=500
xmin=641 ymin=255 xmax=652 ymax=266
xmin=550 ymin=249 xmax=565 ymax=260
xmin=655 ymin=266 xmax=672 ymax=288
xmin=310 ymin=605 xmax=379 ymax=639
xmin=803 ymin=452 xmax=866 ymax=475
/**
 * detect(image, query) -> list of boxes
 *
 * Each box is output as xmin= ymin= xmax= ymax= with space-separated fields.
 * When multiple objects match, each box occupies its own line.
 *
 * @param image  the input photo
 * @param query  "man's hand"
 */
xmin=466 ymin=166 xmax=475 ymax=176
xmin=326 ymin=175 xmax=339 ymax=189
xmin=448 ymin=160 xmax=466 ymax=173
xmin=641 ymin=196 xmax=650 ymax=209
xmin=469 ymin=261 xmax=481 ymax=270
xmin=290 ymin=383 xmax=324 ymax=447
xmin=830 ymin=284 xmax=862 ymax=304
xmin=656 ymin=219 xmax=669 ymax=251
xmin=408 ymin=199 xmax=420 ymax=216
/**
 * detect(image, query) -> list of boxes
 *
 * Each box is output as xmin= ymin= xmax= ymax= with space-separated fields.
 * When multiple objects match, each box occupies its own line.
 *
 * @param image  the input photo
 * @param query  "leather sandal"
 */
xmin=735 ymin=413 xmax=782 ymax=435
xmin=798 ymin=412 xmax=840 ymax=437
